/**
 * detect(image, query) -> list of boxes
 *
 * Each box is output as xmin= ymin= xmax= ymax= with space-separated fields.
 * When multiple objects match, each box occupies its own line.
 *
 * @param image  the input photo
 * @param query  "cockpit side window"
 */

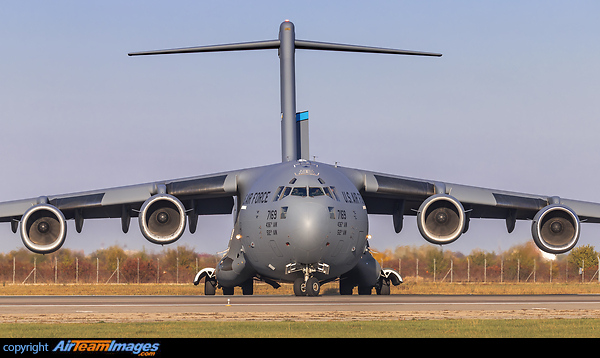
xmin=329 ymin=186 xmax=341 ymax=201
xmin=272 ymin=186 xmax=284 ymax=202
xmin=280 ymin=187 xmax=292 ymax=200
xmin=323 ymin=187 xmax=334 ymax=200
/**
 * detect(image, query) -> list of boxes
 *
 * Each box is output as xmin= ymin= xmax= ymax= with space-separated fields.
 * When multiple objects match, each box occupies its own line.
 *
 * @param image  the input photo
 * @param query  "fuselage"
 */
xmin=223 ymin=160 xmax=369 ymax=284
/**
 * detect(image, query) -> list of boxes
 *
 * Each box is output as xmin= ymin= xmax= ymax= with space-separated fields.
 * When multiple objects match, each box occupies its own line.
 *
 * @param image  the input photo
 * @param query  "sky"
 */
xmin=1 ymin=1 xmax=599 ymax=257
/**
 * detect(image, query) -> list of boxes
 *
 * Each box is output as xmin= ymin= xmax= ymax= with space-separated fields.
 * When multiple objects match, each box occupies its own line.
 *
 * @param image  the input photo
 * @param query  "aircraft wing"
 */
xmin=0 ymin=171 xmax=239 ymax=222
xmin=0 ymin=166 xmax=262 ymax=253
xmin=338 ymin=166 xmax=600 ymax=253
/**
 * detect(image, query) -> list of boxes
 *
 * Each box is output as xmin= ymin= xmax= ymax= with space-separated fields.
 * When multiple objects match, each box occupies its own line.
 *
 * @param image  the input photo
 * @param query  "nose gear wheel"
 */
xmin=294 ymin=276 xmax=320 ymax=296
xmin=288 ymin=263 xmax=328 ymax=296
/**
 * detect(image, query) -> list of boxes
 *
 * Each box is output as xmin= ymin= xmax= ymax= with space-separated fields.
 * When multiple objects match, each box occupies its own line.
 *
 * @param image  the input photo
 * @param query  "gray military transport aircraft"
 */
xmin=2 ymin=21 xmax=600 ymax=296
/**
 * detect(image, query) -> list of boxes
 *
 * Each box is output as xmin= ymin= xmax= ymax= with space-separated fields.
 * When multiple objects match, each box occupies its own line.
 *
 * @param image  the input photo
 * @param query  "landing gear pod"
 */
xmin=139 ymin=194 xmax=186 ymax=245
xmin=532 ymin=204 xmax=580 ymax=254
xmin=20 ymin=204 xmax=67 ymax=254
xmin=417 ymin=194 xmax=465 ymax=245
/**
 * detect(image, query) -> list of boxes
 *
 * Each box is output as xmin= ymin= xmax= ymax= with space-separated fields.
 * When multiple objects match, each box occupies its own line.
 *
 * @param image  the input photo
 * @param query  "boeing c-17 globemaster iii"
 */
xmin=2 ymin=21 xmax=600 ymax=296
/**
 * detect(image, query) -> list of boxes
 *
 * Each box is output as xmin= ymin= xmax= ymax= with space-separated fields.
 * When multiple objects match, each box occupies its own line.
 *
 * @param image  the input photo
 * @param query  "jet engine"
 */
xmin=20 ymin=204 xmax=67 ymax=254
xmin=417 ymin=194 xmax=465 ymax=245
xmin=532 ymin=204 xmax=580 ymax=254
xmin=139 ymin=194 xmax=187 ymax=245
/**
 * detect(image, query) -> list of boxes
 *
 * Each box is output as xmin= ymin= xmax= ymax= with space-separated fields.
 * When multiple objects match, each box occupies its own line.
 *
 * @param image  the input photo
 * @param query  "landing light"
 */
xmin=366 ymin=234 xmax=372 ymax=240
xmin=236 ymin=234 xmax=242 ymax=240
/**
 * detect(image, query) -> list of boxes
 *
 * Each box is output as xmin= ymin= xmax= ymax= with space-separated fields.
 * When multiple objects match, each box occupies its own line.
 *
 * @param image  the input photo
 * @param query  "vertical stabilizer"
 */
xmin=128 ymin=21 xmax=441 ymax=163
xmin=278 ymin=21 xmax=298 ymax=162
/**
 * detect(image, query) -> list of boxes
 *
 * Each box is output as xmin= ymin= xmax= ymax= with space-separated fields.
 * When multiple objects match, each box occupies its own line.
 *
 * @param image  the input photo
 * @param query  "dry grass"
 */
xmin=3 ymin=278 xmax=600 ymax=296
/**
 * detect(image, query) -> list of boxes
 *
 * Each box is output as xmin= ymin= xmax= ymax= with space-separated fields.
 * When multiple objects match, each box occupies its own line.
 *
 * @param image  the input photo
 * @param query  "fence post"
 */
xmin=484 ymin=258 xmax=487 ymax=283
xmin=398 ymin=259 xmax=401 ymax=277
xmin=416 ymin=259 xmax=419 ymax=280
xmin=467 ymin=257 xmax=470 ymax=282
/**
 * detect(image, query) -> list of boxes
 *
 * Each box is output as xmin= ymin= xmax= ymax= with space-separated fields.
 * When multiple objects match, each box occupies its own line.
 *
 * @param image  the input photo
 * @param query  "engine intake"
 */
xmin=20 ymin=204 xmax=67 ymax=254
xmin=139 ymin=194 xmax=187 ymax=245
xmin=532 ymin=204 xmax=580 ymax=254
xmin=417 ymin=194 xmax=465 ymax=245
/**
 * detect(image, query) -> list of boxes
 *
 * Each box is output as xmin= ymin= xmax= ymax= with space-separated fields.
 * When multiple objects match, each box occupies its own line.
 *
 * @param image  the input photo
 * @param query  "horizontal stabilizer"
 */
xmin=129 ymin=40 xmax=441 ymax=58
xmin=295 ymin=40 xmax=442 ymax=57
xmin=128 ymin=40 xmax=280 ymax=56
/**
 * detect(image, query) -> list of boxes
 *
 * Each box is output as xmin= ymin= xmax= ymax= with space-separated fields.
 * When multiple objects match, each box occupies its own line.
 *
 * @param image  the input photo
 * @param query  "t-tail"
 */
xmin=129 ymin=20 xmax=441 ymax=162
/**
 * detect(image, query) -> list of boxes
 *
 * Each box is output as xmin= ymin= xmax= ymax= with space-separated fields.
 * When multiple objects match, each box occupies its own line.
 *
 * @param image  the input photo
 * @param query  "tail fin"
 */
xmin=129 ymin=21 xmax=441 ymax=162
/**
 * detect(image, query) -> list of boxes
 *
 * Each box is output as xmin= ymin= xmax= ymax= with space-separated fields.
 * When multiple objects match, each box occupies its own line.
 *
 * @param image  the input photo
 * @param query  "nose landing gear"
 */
xmin=287 ymin=262 xmax=329 ymax=296
xmin=294 ymin=276 xmax=320 ymax=296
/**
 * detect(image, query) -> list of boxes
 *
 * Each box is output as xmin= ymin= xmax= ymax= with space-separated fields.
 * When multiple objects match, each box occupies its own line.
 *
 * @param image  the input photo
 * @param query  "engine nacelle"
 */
xmin=532 ymin=204 xmax=580 ymax=254
xmin=139 ymin=194 xmax=187 ymax=245
xmin=417 ymin=194 xmax=465 ymax=245
xmin=20 ymin=204 xmax=67 ymax=254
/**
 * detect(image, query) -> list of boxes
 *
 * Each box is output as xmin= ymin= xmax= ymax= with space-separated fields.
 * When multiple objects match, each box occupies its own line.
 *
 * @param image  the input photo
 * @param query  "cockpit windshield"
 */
xmin=309 ymin=187 xmax=325 ymax=197
xmin=274 ymin=185 xmax=340 ymax=201
xmin=291 ymin=187 xmax=307 ymax=197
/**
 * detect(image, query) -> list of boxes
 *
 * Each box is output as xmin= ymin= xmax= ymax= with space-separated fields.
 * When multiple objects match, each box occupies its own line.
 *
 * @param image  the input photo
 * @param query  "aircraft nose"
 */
xmin=289 ymin=202 xmax=330 ymax=263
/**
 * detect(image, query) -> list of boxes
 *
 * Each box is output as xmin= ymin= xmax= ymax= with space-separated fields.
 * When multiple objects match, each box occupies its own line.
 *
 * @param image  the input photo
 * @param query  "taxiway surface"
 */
xmin=2 ymin=295 xmax=600 ymax=322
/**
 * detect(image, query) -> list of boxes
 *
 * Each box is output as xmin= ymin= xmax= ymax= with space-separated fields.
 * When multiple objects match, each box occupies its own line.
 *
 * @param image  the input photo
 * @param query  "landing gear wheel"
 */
xmin=306 ymin=277 xmax=320 ymax=297
xmin=204 ymin=279 xmax=216 ymax=295
xmin=339 ymin=278 xmax=353 ymax=295
xmin=358 ymin=286 xmax=372 ymax=295
xmin=376 ymin=279 xmax=391 ymax=295
xmin=222 ymin=286 xmax=234 ymax=295
xmin=293 ymin=278 xmax=307 ymax=296
xmin=241 ymin=279 xmax=254 ymax=295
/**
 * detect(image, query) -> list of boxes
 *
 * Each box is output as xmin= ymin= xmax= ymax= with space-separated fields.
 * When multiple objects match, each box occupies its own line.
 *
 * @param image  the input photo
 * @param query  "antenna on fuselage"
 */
xmin=129 ymin=20 xmax=441 ymax=163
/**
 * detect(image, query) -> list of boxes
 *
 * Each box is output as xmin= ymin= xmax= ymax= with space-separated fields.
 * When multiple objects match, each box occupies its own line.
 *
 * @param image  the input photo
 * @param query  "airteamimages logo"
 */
xmin=52 ymin=340 xmax=160 ymax=355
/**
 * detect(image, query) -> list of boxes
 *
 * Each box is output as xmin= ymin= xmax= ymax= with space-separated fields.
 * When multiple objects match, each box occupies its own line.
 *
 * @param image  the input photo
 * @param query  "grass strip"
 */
xmin=2 ymin=319 xmax=600 ymax=338
xmin=3 ymin=282 xmax=600 ymax=296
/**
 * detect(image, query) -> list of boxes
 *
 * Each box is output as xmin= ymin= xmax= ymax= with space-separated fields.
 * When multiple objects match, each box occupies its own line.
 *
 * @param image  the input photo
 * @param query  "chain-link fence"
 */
xmin=386 ymin=256 xmax=600 ymax=283
xmin=0 ymin=246 xmax=220 ymax=285
xmin=2 ymin=243 xmax=600 ymax=285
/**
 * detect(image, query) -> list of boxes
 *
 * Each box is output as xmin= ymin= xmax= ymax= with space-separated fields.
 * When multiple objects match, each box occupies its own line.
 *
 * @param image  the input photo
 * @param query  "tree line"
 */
xmin=0 ymin=245 xmax=220 ymax=285
xmin=1 ymin=241 xmax=599 ymax=284
xmin=372 ymin=242 xmax=600 ymax=283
